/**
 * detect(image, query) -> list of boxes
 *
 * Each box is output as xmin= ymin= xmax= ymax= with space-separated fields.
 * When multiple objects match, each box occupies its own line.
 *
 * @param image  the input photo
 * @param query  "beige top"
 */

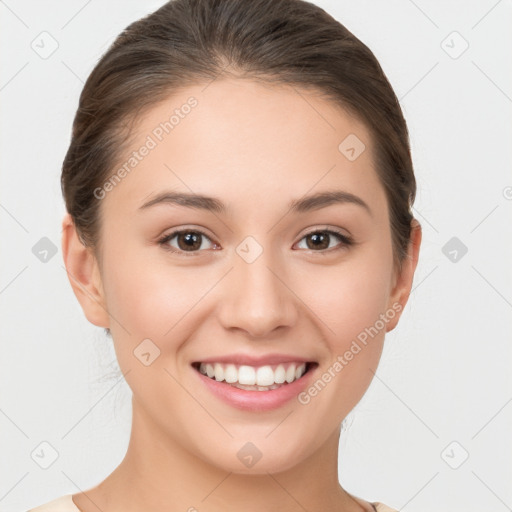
xmin=27 ymin=494 xmax=399 ymax=512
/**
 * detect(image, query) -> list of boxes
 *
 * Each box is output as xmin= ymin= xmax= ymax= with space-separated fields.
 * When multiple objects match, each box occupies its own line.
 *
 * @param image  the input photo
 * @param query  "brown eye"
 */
xmin=158 ymin=229 xmax=217 ymax=254
xmin=305 ymin=232 xmax=330 ymax=250
xmin=176 ymin=232 xmax=203 ymax=251
xmin=296 ymin=230 xmax=353 ymax=252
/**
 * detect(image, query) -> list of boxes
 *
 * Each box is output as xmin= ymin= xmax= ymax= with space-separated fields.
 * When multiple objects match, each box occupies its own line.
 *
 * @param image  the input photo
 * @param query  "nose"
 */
xmin=217 ymin=248 xmax=299 ymax=338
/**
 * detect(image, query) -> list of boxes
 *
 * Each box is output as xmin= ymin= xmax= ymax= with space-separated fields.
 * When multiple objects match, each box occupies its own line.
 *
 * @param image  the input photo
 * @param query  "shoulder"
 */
xmin=26 ymin=494 xmax=80 ymax=512
xmin=373 ymin=503 xmax=399 ymax=512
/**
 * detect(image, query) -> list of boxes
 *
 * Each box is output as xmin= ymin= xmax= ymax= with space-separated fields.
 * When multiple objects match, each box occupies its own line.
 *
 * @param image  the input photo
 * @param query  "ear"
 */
xmin=385 ymin=219 xmax=422 ymax=332
xmin=61 ymin=212 xmax=110 ymax=328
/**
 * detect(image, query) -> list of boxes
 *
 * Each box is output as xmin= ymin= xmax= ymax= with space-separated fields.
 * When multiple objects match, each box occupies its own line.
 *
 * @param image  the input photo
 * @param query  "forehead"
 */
xmin=101 ymin=78 xmax=385 ymax=216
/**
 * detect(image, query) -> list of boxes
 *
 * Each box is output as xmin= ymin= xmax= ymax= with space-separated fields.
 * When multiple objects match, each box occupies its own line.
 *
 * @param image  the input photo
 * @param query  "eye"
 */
xmin=158 ymin=229 xmax=219 ymax=255
xmin=295 ymin=229 xmax=353 ymax=253
xmin=158 ymin=227 xmax=353 ymax=256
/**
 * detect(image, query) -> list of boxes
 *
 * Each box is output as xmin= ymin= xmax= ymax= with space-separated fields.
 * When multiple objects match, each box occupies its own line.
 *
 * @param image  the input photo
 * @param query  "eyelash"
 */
xmin=157 ymin=228 xmax=354 ymax=257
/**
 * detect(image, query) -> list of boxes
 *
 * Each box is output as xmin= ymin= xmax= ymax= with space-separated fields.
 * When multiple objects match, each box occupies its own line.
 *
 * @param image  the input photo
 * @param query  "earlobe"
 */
xmin=61 ymin=213 xmax=110 ymax=328
xmin=386 ymin=219 xmax=422 ymax=332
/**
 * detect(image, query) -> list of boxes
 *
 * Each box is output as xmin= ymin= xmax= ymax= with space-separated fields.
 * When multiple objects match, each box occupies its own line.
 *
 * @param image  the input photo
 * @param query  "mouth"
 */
xmin=191 ymin=361 xmax=318 ymax=392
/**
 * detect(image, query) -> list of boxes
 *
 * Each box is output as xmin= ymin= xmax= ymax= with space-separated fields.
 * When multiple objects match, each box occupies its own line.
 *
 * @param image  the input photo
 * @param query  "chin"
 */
xmin=196 ymin=437 xmax=310 ymax=476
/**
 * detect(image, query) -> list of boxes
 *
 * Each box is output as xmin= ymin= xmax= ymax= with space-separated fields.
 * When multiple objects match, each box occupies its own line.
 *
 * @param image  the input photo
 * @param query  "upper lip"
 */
xmin=192 ymin=353 xmax=316 ymax=366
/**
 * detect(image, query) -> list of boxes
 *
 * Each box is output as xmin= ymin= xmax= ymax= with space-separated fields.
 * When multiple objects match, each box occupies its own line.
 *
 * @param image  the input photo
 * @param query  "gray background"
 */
xmin=1 ymin=1 xmax=511 ymax=510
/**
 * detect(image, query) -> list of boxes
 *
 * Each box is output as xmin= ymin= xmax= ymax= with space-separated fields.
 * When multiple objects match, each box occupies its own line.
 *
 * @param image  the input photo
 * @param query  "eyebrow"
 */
xmin=139 ymin=190 xmax=372 ymax=216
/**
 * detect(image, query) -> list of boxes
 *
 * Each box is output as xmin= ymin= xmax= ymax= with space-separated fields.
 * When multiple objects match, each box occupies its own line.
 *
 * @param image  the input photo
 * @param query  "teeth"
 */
xmin=274 ymin=365 xmax=286 ymax=384
xmin=238 ymin=365 xmax=256 ymax=385
xmin=196 ymin=362 xmax=308 ymax=388
xmin=214 ymin=363 xmax=224 ymax=382
xmin=256 ymin=366 xmax=275 ymax=386
xmin=231 ymin=382 xmax=282 ymax=391
xmin=224 ymin=364 xmax=238 ymax=383
xmin=285 ymin=365 xmax=296 ymax=383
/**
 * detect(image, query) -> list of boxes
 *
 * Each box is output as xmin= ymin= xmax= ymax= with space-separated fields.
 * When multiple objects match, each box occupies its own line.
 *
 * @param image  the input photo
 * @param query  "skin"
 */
xmin=62 ymin=78 xmax=421 ymax=512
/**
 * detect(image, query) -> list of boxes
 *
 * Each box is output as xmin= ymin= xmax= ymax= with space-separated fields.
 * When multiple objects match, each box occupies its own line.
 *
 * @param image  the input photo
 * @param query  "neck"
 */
xmin=76 ymin=397 xmax=370 ymax=512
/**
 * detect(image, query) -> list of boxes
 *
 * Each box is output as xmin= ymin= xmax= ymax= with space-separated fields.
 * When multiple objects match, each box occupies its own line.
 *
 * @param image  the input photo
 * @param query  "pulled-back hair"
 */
xmin=62 ymin=0 xmax=416 ymax=271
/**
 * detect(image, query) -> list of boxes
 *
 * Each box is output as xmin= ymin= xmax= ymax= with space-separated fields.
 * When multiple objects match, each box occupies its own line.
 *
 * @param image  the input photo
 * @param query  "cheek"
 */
xmin=292 ymin=255 xmax=393 ymax=422
xmin=100 ymin=247 xmax=207 ymax=405
xmin=100 ymin=241 xmax=216 ymax=351
xmin=302 ymin=252 xmax=393 ymax=348
xmin=105 ymin=258 xmax=211 ymax=339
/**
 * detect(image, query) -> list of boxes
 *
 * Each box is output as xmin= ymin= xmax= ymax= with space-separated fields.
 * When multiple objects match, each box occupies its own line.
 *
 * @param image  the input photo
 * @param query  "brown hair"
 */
xmin=62 ymin=0 xmax=417 ymax=320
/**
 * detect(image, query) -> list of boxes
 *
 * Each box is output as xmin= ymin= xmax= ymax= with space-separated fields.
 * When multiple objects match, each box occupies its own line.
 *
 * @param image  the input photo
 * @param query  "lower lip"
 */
xmin=193 ymin=365 xmax=316 ymax=412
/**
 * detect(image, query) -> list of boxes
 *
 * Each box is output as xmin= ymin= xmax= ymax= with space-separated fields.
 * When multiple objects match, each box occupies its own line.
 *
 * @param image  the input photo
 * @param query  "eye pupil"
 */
xmin=179 ymin=232 xmax=201 ymax=251
xmin=308 ymin=232 xmax=329 ymax=250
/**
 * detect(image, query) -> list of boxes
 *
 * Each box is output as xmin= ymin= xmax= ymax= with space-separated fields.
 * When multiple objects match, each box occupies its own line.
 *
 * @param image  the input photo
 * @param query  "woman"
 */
xmin=29 ymin=0 xmax=421 ymax=510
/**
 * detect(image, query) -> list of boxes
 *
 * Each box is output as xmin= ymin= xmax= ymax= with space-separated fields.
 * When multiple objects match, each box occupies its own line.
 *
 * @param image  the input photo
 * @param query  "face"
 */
xmin=64 ymin=78 xmax=419 ymax=475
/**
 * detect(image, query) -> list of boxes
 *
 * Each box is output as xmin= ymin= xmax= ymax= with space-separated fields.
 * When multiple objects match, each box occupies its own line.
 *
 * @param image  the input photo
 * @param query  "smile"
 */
xmin=194 ymin=361 xmax=312 ymax=391
xmin=191 ymin=359 xmax=318 ymax=411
